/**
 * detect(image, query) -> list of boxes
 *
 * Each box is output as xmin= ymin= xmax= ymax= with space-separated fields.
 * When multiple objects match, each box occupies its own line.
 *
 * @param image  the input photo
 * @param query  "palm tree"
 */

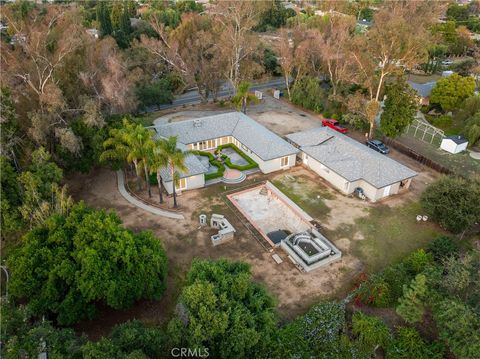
xmin=101 ymin=119 xmax=142 ymax=190
xmin=158 ymin=136 xmax=188 ymax=208
xmin=126 ymin=124 xmax=155 ymax=198
xmin=149 ymin=141 xmax=169 ymax=204
xmin=101 ymin=119 xmax=155 ymax=197
xmin=231 ymin=81 xmax=259 ymax=114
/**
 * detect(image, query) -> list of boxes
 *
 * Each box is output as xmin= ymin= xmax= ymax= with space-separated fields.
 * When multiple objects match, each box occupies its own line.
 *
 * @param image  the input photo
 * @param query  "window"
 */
xmin=176 ymin=177 xmax=187 ymax=190
xmin=280 ymin=156 xmax=289 ymax=167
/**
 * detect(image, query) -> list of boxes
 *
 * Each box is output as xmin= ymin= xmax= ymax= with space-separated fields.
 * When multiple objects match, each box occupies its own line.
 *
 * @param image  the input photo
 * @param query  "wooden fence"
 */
xmin=382 ymin=137 xmax=453 ymax=175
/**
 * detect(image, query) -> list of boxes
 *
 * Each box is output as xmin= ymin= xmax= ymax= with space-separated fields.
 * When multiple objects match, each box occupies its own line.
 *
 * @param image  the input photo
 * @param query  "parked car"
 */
xmin=322 ymin=119 xmax=347 ymax=133
xmin=366 ymin=139 xmax=389 ymax=154
xmin=441 ymin=59 xmax=453 ymax=66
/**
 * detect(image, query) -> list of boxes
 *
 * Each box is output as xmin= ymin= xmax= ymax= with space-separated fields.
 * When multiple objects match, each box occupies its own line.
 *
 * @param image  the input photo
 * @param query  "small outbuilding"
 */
xmin=440 ymin=135 xmax=468 ymax=154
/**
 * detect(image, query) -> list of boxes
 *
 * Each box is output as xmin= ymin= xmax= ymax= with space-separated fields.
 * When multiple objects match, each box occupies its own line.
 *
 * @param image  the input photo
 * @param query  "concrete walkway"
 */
xmin=116 ymin=170 xmax=185 ymax=220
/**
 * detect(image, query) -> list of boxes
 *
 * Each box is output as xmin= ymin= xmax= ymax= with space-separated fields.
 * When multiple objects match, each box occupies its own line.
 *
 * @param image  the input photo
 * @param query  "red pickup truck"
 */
xmin=322 ymin=119 xmax=347 ymax=134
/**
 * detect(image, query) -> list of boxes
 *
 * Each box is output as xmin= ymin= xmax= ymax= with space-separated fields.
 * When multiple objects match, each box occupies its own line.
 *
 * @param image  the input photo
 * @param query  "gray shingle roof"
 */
xmin=408 ymin=81 xmax=437 ymax=98
xmin=154 ymin=112 xmax=299 ymax=161
xmin=286 ymin=127 xmax=417 ymax=188
xmin=445 ymin=135 xmax=467 ymax=145
xmin=159 ymin=154 xmax=207 ymax=182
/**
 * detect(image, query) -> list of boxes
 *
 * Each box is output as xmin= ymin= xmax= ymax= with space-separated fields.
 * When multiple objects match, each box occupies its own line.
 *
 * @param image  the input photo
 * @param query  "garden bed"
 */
xmin=217 ymin=143 xmax=258 ymax=171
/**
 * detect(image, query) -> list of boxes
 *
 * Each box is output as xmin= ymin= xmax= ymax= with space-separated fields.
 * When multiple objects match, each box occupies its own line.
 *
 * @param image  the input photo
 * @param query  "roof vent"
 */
xmin=193 ymin=119 xmax=203 ymax=127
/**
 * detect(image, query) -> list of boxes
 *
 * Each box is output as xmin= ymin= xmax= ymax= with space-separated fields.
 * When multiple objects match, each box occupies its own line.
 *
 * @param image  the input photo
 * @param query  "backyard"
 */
xmin=68 ymin=158 xmax=443 ymax=338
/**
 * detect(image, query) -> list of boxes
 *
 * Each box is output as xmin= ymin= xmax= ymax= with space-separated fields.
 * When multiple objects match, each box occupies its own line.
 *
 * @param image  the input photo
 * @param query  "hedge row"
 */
xmin=190 ymin=150 xmax=226 ymax=180
xmin=216 ymin=143 xmax=258 ymax=171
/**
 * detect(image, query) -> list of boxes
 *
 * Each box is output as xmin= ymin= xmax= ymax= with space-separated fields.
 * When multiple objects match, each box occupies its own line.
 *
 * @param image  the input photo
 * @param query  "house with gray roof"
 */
xmin=153 ymin=112 xmax=299 ymax=194
xmin=286 ymin=127 xmax=417 ymax=202
xmin=408 ymin=80 xmax=437 ymax=105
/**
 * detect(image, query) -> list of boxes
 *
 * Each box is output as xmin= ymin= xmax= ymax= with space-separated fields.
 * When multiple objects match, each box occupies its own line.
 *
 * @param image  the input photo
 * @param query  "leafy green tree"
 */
xmin=291 ymin=76 xmax=325 ymax=113
xmin=96 ymin=1 xmax=113 ymax=37
xmin=386 ymin=327 xmax=445 ymax=359
xmin=430 ymin=74 xmax=475 ymax=111
xmin=111 ymin=1 xmax=123 ymax=29
xmin=0 ymin=157 xmax=22 ymax=237
xmin=1 ymin=300 xmax=84 ymax=359
xmin=464 ymin=111 xmax=480 ymax=147
xmin=23 ymin=147 xmax=63 ymax=199
xmin=231 ymin=81 xmax=259 ymax=114
xmin=427 ymin=235 xmax=459 ymax=262
xmin=0 ymin=87 xmax=21 ymax=167
xmin=421 ymin=176 xmax=480 ymax=234
xmin=396 ymin=274 xmax=427 ymax=324
xmin=82 ymin=320 xmax=165 ymax=359
xmin=263 ymin=48 xmax=280 ymax=75
xmin=447 ymin=3 xmax=470 ymax=22
xmin=351 ymin=312 xmax=391 ymax=356
xmin=432 ymin=299 xmax=480 ymax=359
xmin=136 ymin=78 xmax=173 ymax=111
xmin=404 ymin=249 xmax=433 ymax=275
xmin=157 ymin=136 xmax=187 ymax=208
xmin=255 ymin=0 xmax=295 ymax=32
xmin=273 ymin=301 xmax=348 ymax=358
xmin=7 ymin=202 xmax=168 ymax=325
xmin=380 ymin=78 xmax=418 ymax=138
xmin=167 ymin=259 xmax=276 ymax=358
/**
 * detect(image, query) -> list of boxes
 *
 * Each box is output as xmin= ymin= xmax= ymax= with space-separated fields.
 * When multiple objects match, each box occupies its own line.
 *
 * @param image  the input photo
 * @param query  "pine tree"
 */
xmin=96 ymin=1 xmax=112 ymax=37
xmin=396 ymin=274 xmax=427 ymax=324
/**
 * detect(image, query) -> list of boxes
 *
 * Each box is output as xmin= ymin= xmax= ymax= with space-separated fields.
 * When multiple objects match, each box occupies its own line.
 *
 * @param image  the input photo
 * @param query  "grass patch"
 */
xmin=271 ymin=175 xmax=333 ymax=221
xmin=351 ymin=201 xmax=442 ymax=273
xmin=133 ymin=111 xmax=164 ymax=127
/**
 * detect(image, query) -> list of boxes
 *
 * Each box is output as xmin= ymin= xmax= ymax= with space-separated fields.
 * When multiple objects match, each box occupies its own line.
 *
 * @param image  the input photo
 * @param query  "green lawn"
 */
xmin=133 ymin=110 xmax=164 ymax=127
xmin=272 ymin=175 xmax=334 ymax=221
xmin=350 ymin=201 xmax=443 ymax=273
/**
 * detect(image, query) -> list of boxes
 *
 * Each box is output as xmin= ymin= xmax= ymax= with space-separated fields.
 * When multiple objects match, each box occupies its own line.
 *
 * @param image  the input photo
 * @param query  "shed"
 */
xmin=440 ymin=136 xmax=468 ymax=154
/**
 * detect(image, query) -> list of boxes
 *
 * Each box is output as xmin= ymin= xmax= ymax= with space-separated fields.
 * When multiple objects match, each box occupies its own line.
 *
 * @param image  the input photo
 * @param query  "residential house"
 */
xmin=286 ymin=127 xmax=417 ymax=201
xmin=154 ymin=112 xmax=299 ymax=194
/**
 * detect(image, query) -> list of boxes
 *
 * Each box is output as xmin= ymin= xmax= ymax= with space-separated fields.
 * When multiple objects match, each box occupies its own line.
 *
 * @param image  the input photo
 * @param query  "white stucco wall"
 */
xmin=301 ymin=152 xmax=411 ymax=202
xmin=163 ymin=174 xmax=205 ymax=195
xmin=440 ymin=139 xmax=468 ymax=154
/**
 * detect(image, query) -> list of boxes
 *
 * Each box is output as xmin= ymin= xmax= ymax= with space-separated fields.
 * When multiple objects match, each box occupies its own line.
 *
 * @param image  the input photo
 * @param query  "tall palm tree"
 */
xmin=126 ymin=124 xmax=155 ymax=198
xmin=149 ymin=141 xmax=169 ymax=204
xmin=158 ymin=136 xmax=188 ymax=208
xmin=231 ymin=81 xmax=259 ymax=114
xmin=101 ymin=119 xmax=142 ymax=190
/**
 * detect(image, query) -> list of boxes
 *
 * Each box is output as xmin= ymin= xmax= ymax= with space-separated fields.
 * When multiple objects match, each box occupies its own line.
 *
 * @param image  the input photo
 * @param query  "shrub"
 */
xmin=386 ymin=327 xmax=445 ymax=359
xmin=217 ymin=143 xmax=258 ymax=171
xmin=382 ymin=263 xmax=412 ymax=304
xmin=355 ymin=274 xmax=392 ymax=308
xmin=190 ymin=150 xmax=226 ymax=180
xmin=403 ymin=249 xmax=433 ymax=275
xmin=291 ymin=76 xmax=325 ymax=113
xmin=427 ymin=235 xmax=459 ymax=262
xmin=430 ymin=115 xmax=452 ymax=128
xmin=421 ymin=177 xmax=480 ymax=233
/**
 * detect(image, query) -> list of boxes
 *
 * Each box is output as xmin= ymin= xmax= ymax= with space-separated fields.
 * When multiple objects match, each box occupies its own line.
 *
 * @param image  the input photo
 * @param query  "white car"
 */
xmin=441 ymin=60 xmax=453 ymax=66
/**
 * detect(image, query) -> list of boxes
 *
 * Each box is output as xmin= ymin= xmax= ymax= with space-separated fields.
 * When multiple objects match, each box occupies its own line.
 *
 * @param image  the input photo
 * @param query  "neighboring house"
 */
xmin=440 ymin=135 xmax=468 ymax=154
xmin=286 ymin=127 xmax=417 ymax=202
xmin=356 ymin=19 xmax=372 ymax=32
xmin=408 ymin=80 xmax=437 ymax=106
xmin=154 ymin=112 xmax=299 ymax=194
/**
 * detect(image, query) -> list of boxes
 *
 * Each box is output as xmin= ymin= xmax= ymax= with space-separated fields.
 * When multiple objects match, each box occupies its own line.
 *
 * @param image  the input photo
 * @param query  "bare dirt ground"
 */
xmin=70 ymin=97 xmax=442 ymax=339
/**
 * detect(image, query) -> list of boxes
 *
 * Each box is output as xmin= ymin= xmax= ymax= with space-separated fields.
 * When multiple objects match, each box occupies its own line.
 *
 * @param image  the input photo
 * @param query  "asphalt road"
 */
xmin=152 ymin=77 xmax=287 ymax=111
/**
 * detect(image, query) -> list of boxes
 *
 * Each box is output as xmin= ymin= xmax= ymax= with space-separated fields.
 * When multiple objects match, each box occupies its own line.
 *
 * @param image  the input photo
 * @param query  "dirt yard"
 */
xmin=70 ymin=99 xmax=444 ymax=339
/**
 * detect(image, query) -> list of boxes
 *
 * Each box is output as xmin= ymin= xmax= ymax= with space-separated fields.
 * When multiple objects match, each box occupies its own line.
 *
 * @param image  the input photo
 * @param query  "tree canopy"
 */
xmin=380 ymin=78 xmax=418 ymax=138
xmin=430 ymin=74 xmax=476 ymax=111
xmin=167 ymin=259 xmax=276 ymax=358
xmin=421 ymin=176 xmax=480 ymax=234
xmin=7 ymin=202 xmax=167 ymax=325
